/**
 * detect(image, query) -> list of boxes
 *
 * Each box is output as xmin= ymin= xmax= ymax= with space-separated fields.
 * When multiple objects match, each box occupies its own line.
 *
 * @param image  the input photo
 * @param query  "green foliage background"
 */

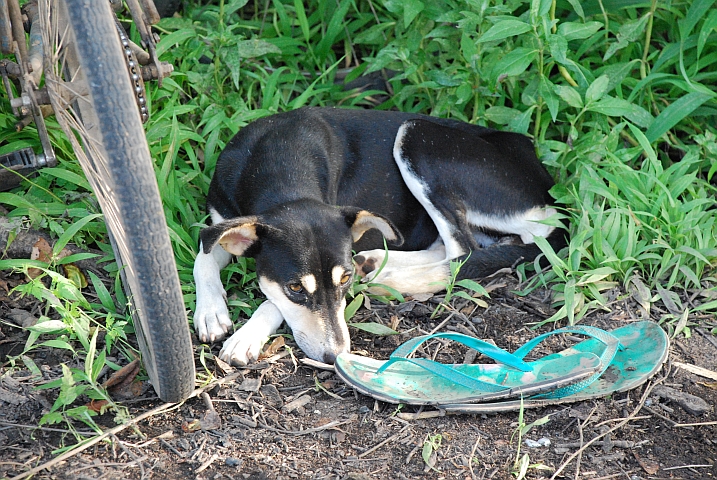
xmin=152 ymin=0 xmax=717 ymax=327
xmin=1 ymin=0 xmax=716 ymax=349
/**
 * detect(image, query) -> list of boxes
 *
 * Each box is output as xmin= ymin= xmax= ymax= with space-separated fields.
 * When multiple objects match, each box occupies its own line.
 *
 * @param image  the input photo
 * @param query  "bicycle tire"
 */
xmin=41 ymin=0 xmax=195 ymax=402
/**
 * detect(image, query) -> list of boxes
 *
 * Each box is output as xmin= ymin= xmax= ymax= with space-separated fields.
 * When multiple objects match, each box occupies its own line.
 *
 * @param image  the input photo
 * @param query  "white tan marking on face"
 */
xmin=259 ymin=278 xmax=350 ymax=362
xmin=301 ymin=274 xmax=317 ymax=294
xmin=332 ymin=266 xmax=346 ymax=286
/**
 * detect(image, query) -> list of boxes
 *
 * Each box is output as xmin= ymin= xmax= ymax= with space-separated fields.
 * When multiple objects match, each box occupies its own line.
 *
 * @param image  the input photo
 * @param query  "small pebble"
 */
xmin=524 ymin=437 xmax=550 ymax=448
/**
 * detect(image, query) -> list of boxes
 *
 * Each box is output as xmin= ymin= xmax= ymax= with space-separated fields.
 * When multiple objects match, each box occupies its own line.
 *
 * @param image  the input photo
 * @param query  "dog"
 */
xmin=192 ymin=107 xmax=565 ymax=366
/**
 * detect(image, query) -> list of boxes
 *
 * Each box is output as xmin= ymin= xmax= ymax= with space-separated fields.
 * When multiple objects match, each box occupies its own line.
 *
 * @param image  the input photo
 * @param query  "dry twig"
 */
xmin=359 ymin=424 xmax=411 ymax=458
xmin=550 ymin=379 xmax=660 ymax=480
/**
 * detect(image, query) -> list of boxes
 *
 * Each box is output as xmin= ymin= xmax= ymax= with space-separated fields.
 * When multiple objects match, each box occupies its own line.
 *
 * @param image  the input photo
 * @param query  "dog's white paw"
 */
xmin=353 ymin=249 xmax=386 ymax=279
xmin=194 ymin=284 xmax=233 ymax=343
xmin=218 ymin=301 xmax=285 ymax=366
xmin=218 ymin=326 xmax=265 ymax=366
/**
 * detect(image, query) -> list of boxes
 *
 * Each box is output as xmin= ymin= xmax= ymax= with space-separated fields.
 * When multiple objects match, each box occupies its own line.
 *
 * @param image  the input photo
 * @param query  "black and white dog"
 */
xmin=193 ymin=107 xmax=565 ymax=366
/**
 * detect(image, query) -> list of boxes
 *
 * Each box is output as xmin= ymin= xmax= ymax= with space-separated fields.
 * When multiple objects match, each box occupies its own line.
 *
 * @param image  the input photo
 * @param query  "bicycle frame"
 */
xmin=0 ymin=0 xmax=171 ymax=190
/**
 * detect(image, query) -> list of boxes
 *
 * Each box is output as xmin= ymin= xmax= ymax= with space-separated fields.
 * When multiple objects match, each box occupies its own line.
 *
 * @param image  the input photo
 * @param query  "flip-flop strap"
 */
xmin=513 ymin=325 xmax=621 ymax=399
xmin=396 ymin=357 xmax=511 ymax=392
xmin=380 ymin=332 xmax=531 ymax=373
xmin=513 ymin=325 xmax=620 ymax=364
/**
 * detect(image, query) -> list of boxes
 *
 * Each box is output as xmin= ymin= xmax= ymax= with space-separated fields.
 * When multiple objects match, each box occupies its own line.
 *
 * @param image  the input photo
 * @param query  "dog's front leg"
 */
xmin=193 ymin=242 xmax=234 ymax=342
xmin=218 ymin=301 xmax=284 ymax=366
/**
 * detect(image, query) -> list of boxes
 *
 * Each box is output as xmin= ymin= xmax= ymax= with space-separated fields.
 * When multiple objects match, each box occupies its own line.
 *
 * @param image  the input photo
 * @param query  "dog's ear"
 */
xmin=200 ymin=216 xmax=271 ymax=256
xmin=342 ymin=208 xmax=404 ymax=246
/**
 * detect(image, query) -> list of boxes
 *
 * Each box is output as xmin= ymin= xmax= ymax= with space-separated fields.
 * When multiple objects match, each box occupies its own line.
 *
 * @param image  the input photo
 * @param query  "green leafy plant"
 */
xmin=345 ymin=241 xmax=404 ymax=333
xmin=422 ymin=432 xmax=443 ymax=472
xmin=7 ymin=268 xmax=131 ymax=451
xmin=431 ymin=257 xmax=490 ymax=319
xmin=510 ymin=399 xmax=552 ymax=479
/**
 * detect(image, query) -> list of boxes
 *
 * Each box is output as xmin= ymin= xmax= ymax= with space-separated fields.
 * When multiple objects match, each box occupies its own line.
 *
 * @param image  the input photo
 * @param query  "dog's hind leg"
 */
xmin=193 ymin=242 xmax=234 ymax=343
xmin=354 ymin=240 xmax=445 ymax=275
xmin=359 ymin=119 xmax=562 ymax=294
xmin=353 ymin=241 xmax=451 ymax=295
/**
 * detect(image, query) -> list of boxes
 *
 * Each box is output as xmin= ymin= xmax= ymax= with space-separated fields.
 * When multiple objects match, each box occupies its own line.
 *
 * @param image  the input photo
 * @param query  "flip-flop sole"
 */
xmin=335 ymin=348 xmax=603 ymax=405
xmin=441 ymin=321 xmax=669 ymax=413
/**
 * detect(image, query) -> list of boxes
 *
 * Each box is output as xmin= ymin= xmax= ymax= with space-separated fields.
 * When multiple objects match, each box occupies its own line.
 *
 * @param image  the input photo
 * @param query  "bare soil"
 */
xmin=1 ymin=269 xmax=716 ymax=480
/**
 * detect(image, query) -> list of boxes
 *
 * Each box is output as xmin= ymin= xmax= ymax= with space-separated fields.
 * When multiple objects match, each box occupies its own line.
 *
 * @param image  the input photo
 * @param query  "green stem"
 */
xmin=550 ymin=0 xmax=578 ymax=87
xmin=641 ymin=0 xmax=658 ymax=79
xmin=598 ymin=0 xmax=609 ymax=43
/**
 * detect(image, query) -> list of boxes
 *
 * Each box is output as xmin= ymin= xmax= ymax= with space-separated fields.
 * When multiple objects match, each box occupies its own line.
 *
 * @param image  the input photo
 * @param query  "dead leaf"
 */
xmin=103 ymin=359 xmax=145 ymax=400
xmin=103 ymin=359 xmax=141 ymax=388
xmin=656 ymin=284 xmax=682 ymax=316
xmin=200 ymin=410 xmax=222 ymax=430
xmin=484 ymin=282 xmax=507 ymax=293
xmin=28 ymin=237 xmax=52 ymax=279
xmin=362 ymin=294 xmax=372 ymax=310
xmin=321 ymin=379 xmax=338 ymax=389
xmin=633 ymin=451 xmax=659 ymax=475
xmin=260 ymin=384 xmax=283 ymax=408
xmin=315 ymin=417 xmax=333 ymax=427
xmin=200 ymin=393 xmax=222 ymax=430
xmin=86 ymin=399 xmax=109 ymax=413
xmin=214 ymin=355 xmax=234 ymax=374
xmin=389 ymin=314 xmax=401 ymax=331
xmin=259 ymin=336 xmax=285 ymax=359
xmin=237 ymin=377 xmax=261 ymax=392
xmin=182 ymin=419 xmax=201 ymax=432
xmin=409 ymin=292 xmax=433 ymax=302
xmin=629 ymin=275 xmax=651 ymax=317
xmin=282 ymin=394 xmax=311 ymax=413
xmin=0 ymin=386 xmax=27 ymax=405
xmin=6 ymin=308 xmax=38 ymax=328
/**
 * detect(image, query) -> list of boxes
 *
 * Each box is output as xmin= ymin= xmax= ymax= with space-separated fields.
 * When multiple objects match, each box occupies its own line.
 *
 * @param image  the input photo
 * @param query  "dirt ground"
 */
xmin=1 ymin=268 xmax=716 ymax=480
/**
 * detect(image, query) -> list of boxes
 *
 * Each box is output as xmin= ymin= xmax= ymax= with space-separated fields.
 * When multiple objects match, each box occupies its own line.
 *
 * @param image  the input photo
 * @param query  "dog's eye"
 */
xmin=340 ymin=274 xmax=351 ymax=285
xmin=288 ymin=283 xmax=303 ymax=293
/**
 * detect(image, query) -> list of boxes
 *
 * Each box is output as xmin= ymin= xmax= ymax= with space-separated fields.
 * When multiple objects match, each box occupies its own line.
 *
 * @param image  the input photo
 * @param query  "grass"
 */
xmin=0 ymin=0 xmax=716 ymax=442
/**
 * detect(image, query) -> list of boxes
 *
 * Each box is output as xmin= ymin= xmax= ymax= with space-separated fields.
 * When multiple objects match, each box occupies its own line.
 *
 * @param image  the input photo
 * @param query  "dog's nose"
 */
xmin=323 ymin=351 xmax=338 ymax=364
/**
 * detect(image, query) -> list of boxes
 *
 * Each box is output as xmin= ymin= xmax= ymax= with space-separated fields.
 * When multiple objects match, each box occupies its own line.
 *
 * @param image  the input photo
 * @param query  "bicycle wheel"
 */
xmin=40 ymin=0 xmax=195 ymax=402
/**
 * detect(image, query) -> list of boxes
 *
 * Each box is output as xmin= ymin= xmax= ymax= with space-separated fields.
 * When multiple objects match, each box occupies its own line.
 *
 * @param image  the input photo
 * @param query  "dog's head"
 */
xmin=200 ymin=203 xmax=403 ymax=363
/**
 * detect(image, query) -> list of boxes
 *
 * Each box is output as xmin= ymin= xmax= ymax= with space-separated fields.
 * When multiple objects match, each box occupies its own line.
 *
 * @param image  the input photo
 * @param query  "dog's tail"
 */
xmin=454 ymin=229 xmax=568 ymax=280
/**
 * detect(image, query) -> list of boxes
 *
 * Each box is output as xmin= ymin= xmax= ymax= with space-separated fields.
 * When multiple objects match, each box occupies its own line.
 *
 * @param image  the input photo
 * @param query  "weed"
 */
xmin=7 ymin=268 xmax=131 ymax=451
xmin=510 ymin=398 xmax=552 ymax=479
xmin=422 ymin=432 xmax=443 ymax=472
xmin=431 ymin=256 xmax=489 ymax=319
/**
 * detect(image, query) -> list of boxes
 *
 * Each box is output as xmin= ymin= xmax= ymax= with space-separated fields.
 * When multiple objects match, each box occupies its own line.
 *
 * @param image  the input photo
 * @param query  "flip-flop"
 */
xmin=335 ymin=325 xmax=621 ymax=405
xmin=439 ymin=321 xmax=669 ymax=413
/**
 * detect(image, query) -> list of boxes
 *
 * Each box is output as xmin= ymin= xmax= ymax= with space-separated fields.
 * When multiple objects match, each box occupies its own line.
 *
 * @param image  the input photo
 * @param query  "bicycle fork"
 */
xmin=0 ymin=0 xmax=56 ymax=191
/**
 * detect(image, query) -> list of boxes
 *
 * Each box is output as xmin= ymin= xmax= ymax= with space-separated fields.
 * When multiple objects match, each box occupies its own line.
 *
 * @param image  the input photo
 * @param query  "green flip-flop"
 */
xmin=335 ymin=325 xmax=621 ymax=405
xmin=439 ymin=321 xmax=669 ymax=413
